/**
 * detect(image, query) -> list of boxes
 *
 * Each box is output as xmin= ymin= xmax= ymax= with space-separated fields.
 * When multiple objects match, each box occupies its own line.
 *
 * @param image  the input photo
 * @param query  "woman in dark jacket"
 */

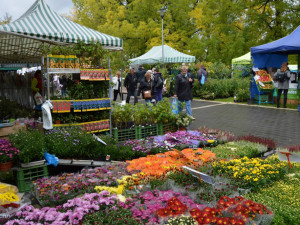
xmin=274 ymin=62 xmax=291 ymax=108
xmin=138 ymin=71 xmax=156 ymax=104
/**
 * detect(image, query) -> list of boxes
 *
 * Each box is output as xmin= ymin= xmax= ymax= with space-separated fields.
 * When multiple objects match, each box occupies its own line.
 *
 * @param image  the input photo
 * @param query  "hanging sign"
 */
xmin=80 ymin=69 xmax=109 ymax=81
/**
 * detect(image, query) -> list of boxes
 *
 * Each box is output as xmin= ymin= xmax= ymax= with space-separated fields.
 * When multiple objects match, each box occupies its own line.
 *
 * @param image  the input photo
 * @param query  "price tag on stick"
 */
xmin=182 ymin=166 xmax=213 ymax=184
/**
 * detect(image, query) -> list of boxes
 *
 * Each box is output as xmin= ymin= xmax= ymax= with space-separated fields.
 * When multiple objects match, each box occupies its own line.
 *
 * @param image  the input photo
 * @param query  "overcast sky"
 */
xmin=0 ymin=0 xmax=74 ymax=21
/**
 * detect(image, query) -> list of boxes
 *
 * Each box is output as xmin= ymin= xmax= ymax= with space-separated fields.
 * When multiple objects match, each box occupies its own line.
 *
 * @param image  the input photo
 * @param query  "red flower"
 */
xmin=204 ymin=217 xmax=213 ymax=224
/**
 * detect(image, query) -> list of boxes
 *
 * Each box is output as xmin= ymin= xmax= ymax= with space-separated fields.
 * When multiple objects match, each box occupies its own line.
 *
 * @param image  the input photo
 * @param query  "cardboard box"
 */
xmin=0 ymin=124 xmax=26 ymax=139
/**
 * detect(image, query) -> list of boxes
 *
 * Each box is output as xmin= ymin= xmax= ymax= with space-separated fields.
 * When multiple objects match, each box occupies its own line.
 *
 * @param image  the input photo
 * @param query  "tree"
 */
xmin=0 ymin=13 xmax=12 ymax=25
xmin=71 ymin=0 xmax=299 ymax=66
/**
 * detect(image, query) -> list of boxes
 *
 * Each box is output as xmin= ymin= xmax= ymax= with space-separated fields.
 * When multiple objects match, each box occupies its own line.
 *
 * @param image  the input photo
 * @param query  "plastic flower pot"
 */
xmin=0 ymin=161 xmax=13 ymax=171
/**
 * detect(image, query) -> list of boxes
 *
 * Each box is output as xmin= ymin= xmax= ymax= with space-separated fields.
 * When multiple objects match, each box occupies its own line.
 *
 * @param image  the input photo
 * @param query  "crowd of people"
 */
xmin=113 ymin=64 xmax=207 ymax=120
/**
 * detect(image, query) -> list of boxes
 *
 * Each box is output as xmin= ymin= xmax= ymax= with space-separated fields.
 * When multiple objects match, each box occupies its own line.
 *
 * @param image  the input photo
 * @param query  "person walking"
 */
xmin=197 ymin=65 xmax=208 ymax=85
xmin=274 ymin=62 xmax=291 ymax=108
xmin=138 ymin=71 xmax=156 ymax=105
xmin=174 ymin=66 xmax=195 ymax=119
xmin=153 ymin=68 xmax=164 ymax=102
xmin=31 ymin=70 xmax=43 ymax=118
xmin=124 ymin=68 xmax=138 ymax=104
xmin=59 ymin=74 xmax=67 ymax=96
xmin=136 ymin=65 xmax=146 ymax=85
xmin=112 ymin=71 xmax=122 ymax=101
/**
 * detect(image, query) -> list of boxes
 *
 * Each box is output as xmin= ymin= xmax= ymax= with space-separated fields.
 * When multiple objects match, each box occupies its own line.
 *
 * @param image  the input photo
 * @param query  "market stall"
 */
xmin=0 ymin=0 xmax=123 ymax=133
xmin=231 ymin=52 xmax=251 ymax=78
xmin=129 ymin=45 xmax=195 ymax=65
xmin=251 ymin=26 xmax=300 ymax=107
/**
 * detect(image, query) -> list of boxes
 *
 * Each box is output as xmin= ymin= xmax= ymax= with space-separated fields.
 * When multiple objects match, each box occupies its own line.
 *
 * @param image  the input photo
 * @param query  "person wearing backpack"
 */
xmin=274 ymin=62 xmax=291 ymax=108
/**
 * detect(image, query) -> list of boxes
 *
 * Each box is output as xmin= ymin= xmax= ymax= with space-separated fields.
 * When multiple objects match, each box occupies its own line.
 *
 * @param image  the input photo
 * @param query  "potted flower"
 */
xmin=175 ymin=112 xmax=193 ymax=131
xmin=0 ymin=139 xmax=20 ymax=171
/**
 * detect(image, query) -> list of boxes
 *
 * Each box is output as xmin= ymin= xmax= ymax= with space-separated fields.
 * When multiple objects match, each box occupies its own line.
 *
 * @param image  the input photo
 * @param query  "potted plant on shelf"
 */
xmin=0 ymin=139 xmax=20 ymax=171
xmin=175 ymin=112 xmax=193 ymax=131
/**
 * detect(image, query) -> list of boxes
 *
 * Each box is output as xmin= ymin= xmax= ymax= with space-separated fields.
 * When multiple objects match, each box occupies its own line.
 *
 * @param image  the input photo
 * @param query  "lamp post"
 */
xmin=158 ymin=6 xmax=167 ymax=65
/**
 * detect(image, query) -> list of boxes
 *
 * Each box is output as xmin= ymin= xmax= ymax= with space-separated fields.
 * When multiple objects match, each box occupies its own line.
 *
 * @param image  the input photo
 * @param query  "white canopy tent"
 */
xmin=130 ymin=45 xmax=195 ymax=65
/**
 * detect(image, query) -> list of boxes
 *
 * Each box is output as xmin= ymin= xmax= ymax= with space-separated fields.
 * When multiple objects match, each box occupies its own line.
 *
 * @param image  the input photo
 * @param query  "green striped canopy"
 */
xmin=232 ymin=52 xmax=251 ymax=65
xmin=0 ymin=0 xmax=123 ymax=64
xmin=130 ymin=45 xmax=195 ymax=65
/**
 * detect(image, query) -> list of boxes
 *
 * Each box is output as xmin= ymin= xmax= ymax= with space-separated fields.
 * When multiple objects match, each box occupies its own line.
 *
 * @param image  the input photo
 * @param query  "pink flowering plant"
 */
xmin=153 ymin=131 xmax=217 ymax=150
xmin=119 ymin=190 xmax=205 ymax=224
xmin=0 ymin=139 xmax=20 ymax=163
xmin=33 ymin=163 xmax=133 ymax=206
xmin=6 ymin=191 xmax=118 ymax=225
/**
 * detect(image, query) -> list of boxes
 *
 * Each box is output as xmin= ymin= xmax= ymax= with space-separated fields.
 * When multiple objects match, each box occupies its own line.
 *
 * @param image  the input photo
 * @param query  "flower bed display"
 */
xmin=237 ymin=135 xmax=276 ymax=150
xmin=212 ymin=157 xmax=287 ymax=189
xmin=190 ymin=196 xmax=273 ymax=225
xmin=198 ymin=127 xmax=236 ymax=144
xmin=126 ymin=148 xmax=216 ymax=177
xmin=211 ymin=141 xmax=268 ymax=159
xmin=33 ymin=163 xmax=133 ymax=206
xmin=246 ymin=175 xmax=300 ymax=225
xmin=120 ymin=190 xmax=205 ymax=224
xmin=153 ymin=130 xmax=217 ymax=150
xmin=6 ymin=191 xmax=118 ymax=225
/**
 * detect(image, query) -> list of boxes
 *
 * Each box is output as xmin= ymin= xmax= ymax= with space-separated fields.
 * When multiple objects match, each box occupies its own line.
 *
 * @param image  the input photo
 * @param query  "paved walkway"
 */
xmin=115 ymin=95 xmax=300 ymax=147
xmin=189 ymin=100 xmax=300 ymax=147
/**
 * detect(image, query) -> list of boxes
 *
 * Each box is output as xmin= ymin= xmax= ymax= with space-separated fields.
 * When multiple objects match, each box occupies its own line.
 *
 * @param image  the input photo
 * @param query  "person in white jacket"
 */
xmin=112 ymin=71 xmax=122 ymax=101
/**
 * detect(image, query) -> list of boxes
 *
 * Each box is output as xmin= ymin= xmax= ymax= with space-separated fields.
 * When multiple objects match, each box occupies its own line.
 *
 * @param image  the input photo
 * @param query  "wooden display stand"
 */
xmin=0 ymin=124 xmax=26 ymax=140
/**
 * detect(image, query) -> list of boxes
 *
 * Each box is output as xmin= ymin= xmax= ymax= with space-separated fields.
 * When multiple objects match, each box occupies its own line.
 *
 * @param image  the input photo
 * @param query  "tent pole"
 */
xmin=121 ymin=50 xmax=123 ymax=100
xmin=41 ymin=56 xmax=45 ymax=98
xmin=47 ymin=55 xmax=50 ymax=100
xmin=298 ymin=54 xmax=300 ymax=78
xmin=108 ymin=57 xmax=112 ymax=136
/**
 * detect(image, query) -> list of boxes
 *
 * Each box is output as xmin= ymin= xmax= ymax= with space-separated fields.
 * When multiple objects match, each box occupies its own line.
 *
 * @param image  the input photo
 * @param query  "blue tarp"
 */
xmin=251 ymin=25 xmax=300 ymax=68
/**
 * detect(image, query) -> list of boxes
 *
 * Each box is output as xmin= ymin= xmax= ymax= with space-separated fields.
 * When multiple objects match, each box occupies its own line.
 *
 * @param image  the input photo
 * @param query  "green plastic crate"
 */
xmin=15 ymin=164 xmax=48 ymax=193
xmin=158 ymin=123 xmax=178 ymax=135
xmin=254 ymin=94 xmax=269 ymax=102
xmin=137 ymin=125 xmax=159 ymax=139
xmin=112 ymin=127 xmax=138 ymax=142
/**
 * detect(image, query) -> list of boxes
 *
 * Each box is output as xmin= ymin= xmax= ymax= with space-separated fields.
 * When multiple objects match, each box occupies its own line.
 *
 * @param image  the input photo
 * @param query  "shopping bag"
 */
xmin=201 ymin=74 xmax=205 ymax=85
xmin=171 ymin=98 xmax=179 ymax=115
xmin=34 ymin=92 xmax=43 ymax=105
xmin=44 ymin=152 xmax=59 ymax=167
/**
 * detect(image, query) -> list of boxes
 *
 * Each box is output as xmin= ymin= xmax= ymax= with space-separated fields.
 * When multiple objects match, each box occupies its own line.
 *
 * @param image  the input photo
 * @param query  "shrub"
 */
xmin=192 ymin=78 xmax=250 ymax=99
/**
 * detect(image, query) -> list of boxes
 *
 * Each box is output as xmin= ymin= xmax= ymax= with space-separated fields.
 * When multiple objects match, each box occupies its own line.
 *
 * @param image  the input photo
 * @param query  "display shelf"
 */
xmin=53 ymin=119 xmax=110 ymax=133
xmin=45 ymin=54 xmax=112 ymax=135
xmin=52 ymin=99 xmax=111 ymax=113
xmin=58 ymin=159 xmax=120 ymax=166
xmin=251 ymin=78 xmax=274 ymax=105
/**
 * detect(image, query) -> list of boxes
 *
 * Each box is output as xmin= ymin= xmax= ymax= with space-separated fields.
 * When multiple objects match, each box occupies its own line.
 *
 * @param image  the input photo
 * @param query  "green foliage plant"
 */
xmin=211 ymin=141 xmax=267 ymax=159
xmin=152 ymin=98 xmax=176 ymax=124
xmin=9 ymin=129 xmax=45 ymax=163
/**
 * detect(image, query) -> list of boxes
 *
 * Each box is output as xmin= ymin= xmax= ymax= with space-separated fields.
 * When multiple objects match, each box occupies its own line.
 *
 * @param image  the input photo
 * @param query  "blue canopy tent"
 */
xmin=251 ymin=25 xmax=300 ymax=69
